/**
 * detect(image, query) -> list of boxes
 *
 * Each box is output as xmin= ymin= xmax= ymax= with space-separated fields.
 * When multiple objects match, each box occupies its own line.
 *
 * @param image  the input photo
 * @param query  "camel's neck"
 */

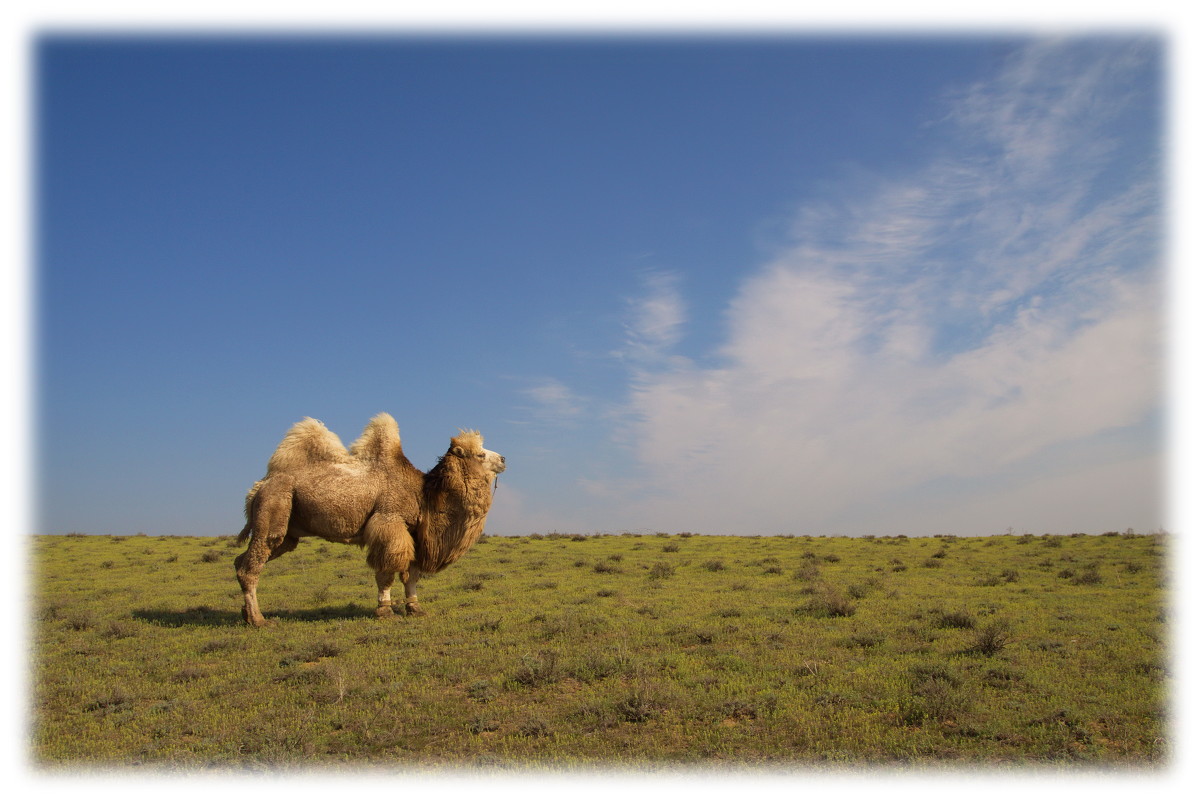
xmin=414 ymin=464 xmax=492 ymax=573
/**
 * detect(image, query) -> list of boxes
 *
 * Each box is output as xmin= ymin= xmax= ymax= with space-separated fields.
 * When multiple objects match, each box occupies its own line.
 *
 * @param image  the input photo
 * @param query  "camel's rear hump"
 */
xmin=266 ymin=417 xmax=352 ymax=473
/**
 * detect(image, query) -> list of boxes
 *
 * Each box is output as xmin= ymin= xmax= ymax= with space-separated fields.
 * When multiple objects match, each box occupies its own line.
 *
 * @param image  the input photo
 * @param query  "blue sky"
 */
xmin=35 ymin=34 xmax=1165 ymax=537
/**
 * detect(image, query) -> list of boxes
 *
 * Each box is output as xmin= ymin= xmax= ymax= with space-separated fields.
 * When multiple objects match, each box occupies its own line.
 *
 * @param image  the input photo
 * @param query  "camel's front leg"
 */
xmin=374 ymin=570 xmax=397 ymax=618
xmin=403 ymin=566 xmax=425 ymax=616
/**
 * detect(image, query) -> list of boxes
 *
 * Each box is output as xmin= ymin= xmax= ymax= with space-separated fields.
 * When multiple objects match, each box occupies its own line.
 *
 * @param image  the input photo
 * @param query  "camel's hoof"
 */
xmin=242 ymin=608 xmax=273 ymax=628
xmin=405 ymin=604 xmax=426 ymax=617
xmin=375 ymin=605 xmax=396 ymax=618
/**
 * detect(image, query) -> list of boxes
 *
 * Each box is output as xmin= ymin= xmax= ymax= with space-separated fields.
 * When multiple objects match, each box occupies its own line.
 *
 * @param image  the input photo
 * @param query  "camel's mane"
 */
xmin=450 ymin=429 xmax=484 ymax=455
xmin=416 ymin=429 xmax=493 ymax=573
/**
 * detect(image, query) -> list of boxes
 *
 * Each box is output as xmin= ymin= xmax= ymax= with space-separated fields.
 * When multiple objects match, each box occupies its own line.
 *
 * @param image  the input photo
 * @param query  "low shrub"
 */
xmin=65 ymin=612 xmax=95 ymax=631
xmin=967 ymin=621 xmax=1013 ymax=656
xmin=935 ymin=609 xmax=975 ymax=629
xmin=614 ymin=686 xmax=664 ymax=723
xmin=719 ymin=694 xmax=778 ymax=720
xmin=984 ymin=666 xmax=1025 ymax=688
xmin=792 ymin=564 xmax=821 ymax=581
xmin=280 ymin=641 xmax=342 ymax=666
xmin=909 ymin=663 xmax=962 ymax=688
xmin=102 ymin=620 xmax=138 ymax=639
xmin=512 ymin=650 xmax=560 ymax=687
xmin=844 ymin=631 xmax=884 ymax=648
xmin=899 ymin=679 xmax=971 ymax=726
xmin=799 ymin=589 xmax=856 ymax=618
xmin=516 ymin=717 xmax=552 ymax=738
xmin=648 ymin=562 xmax=675 ymax=579
xmin=83 ymin=688 xmax=134 ymax=715
xmin=467 ymin=680 xmax=494 ymax=702
xmin=467 ymin=716 xmax=500 ymax=734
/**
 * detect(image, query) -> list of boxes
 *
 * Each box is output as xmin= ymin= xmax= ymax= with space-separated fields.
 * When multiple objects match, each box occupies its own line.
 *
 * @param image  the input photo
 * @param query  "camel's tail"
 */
xmin=236 ymin=480 xmax=265 ymax=544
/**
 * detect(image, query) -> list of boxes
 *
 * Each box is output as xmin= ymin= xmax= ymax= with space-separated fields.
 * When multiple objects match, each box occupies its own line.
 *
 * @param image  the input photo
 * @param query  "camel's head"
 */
xmin=448 ymin=430 xmax=506 ymax=479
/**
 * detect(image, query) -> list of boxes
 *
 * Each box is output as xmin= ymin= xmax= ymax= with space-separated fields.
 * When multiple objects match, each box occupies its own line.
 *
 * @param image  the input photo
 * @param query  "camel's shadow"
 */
xmin=132 ymin=603 xmax=373 ymax=627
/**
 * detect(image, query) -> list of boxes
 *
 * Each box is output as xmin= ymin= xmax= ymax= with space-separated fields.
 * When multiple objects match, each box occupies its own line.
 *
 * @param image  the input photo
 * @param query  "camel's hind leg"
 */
xmin=234 ymin=476 xmax=294 ymax=627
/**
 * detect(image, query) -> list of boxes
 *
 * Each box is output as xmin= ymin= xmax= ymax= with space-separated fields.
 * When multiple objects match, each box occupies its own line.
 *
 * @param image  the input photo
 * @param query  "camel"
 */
xmin=233 ymin=413 xmax=506 ymax=627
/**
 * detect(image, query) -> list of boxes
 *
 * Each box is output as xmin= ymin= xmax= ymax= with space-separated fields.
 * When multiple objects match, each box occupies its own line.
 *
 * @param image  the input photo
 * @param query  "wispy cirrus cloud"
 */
xmin=617 ymin=270 xmax=685 ymax=366
xmin=517 ymin=377 xmax=584 ymax=426
xmin=608 ymin=38 xmax=1163 ymax=536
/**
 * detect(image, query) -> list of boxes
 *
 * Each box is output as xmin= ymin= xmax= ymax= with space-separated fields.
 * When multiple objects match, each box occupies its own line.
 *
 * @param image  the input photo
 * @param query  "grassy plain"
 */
xmin=29 ymin=531 xmax=1169 ymax=770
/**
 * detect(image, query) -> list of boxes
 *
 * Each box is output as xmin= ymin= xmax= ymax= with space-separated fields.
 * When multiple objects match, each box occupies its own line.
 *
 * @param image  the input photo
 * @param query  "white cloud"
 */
xmin=618 ymin=270 xmax=685 ymax=365
xmin=519 ymin=378 xmax=583 ymax=424
xmin=614 ymin=39 xmax=1163 ymax=536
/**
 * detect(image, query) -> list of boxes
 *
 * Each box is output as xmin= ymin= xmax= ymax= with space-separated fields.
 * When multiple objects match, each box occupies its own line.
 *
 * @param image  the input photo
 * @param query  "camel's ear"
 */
xmin=451 ymin=445 xmax=466 ymax=457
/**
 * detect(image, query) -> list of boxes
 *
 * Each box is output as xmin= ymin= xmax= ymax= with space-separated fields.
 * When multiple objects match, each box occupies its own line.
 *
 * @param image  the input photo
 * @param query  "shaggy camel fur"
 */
xmin=234 ymin=413 xmax=505 ymax=627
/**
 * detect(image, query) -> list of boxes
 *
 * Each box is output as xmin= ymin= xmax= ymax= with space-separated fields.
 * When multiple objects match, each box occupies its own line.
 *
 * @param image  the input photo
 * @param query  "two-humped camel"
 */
xmin=234 ymin=413 xmax=505 ymax=626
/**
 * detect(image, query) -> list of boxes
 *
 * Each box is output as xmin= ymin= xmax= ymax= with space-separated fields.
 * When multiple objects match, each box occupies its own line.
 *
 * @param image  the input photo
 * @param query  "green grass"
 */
xmin=29 ymin=531 xmax=1170 ymax=769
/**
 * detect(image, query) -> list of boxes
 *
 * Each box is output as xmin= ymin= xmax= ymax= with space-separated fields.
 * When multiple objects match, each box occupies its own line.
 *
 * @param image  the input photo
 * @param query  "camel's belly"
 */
xmin=288 ymin=474 xmax=377 ymax=542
